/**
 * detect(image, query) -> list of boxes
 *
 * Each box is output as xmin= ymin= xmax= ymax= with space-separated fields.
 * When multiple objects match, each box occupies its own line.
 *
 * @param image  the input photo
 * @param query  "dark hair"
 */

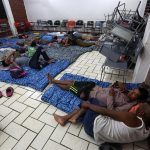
xmin=138 ymin=87 xmax=149 ymax=100
xmin=31 ymin=41 xmax=37 ymax=47
xmin=1 ymin=60 xmax=9 ymax=67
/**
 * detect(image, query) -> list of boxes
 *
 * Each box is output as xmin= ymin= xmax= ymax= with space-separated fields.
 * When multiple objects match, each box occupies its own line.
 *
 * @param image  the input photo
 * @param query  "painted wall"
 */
xmin=23 ymin=0 xmax=147 ymax=22
xmin=133 ymin=15 xmax=150 ymax=83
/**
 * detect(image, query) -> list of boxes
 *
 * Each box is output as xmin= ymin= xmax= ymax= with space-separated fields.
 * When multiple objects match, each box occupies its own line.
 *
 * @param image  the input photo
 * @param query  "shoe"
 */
xmin=6 ymin=87 xmax=14 ymax=97
xmin=0 ymin=91 xmax=3 ymax=98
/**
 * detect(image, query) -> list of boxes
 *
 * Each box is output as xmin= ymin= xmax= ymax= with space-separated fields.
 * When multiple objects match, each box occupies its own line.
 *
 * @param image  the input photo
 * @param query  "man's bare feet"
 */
xmin=68 ymin=117 xmax=77 ymax=124
xmin=47 ymin=73 xmax=54 ymax=84
xmin=53 ymin=113 xmax=67 ymax=126
xmin=48 ymin=59 xmax=55 ymax=64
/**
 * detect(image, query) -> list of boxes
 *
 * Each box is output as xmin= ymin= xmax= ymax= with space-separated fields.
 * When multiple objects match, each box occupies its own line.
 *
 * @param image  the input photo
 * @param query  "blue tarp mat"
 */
xmin=0 ymin=60 xmax=70 ymax=91
xmin=42 ymin=73 xmax=140 ymax=113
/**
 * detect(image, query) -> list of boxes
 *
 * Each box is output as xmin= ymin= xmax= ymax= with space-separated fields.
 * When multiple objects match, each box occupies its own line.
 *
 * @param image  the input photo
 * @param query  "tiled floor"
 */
xmin=0 ymin=51 xmax=149 ymax=150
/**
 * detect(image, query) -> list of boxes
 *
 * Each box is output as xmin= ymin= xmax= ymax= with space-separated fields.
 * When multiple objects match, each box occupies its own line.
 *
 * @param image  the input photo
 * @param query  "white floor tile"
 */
xmin=61 ymin=133 xmax=89 ymax=150
xmin=17 ymin=91 xmax=34 ymax=103
xmin=23 ymin=117 xmax=44 ymax=133
xmin=79 ymin=127 xmax=97 ymax=144
xmin=14 ymin=87 xmax=27 ymax=95
xmin=12 ymin=130 xmax=36 ymax=150
xmin=68 ymin=123 xmax=82 ymax=136
xmin=0 ymin=131 xmax=9 ymax=145
xmin=4 ymin=122 xmax=27 ymax=140
xmin=27 ymin=147 xmax=35 ymax=150
xmin=88 ymin=143 xmax=99 ymax=150
xmin=0 ymin=111 xmax=19 ymax=130
xmin=50 ymin=123 xmax=70 ymax=143
xmin=0 ymin=136 xmax=17 ymax=150
xmin=45 ymin=105 xmax=57 ymax=114
xmin=0 ymin=115 xmax=3 ymax=121
xmin=0 ymin=97 xmax=8 ymax=105
xmin=9 ymin=101 xmax=27 ymax=113
xmin=0 ymin=105 xmax=12 ymax=117
xmin=31 ymin=125 xmax=54 ymax=150
xmin=0 ymin=82 xmax=6 ymax=88
xmin=30 ymin=91 xmax=42 ymax=100
xmin=31 ymin=103 xmax=48 ymax=119
xmin=3 ymin=93 xmax=21 ymax=106
xmin=39 ymin=113 xmax=58 ymax=127
xmin=24 ymin=98 xmax=41 ymax=108
xmin=134 ymin=140 xmax=149 ymax=150
xmin=14 ymin=107 xmax=34 ymax=124
xmin=43 ymin=140 xmax=70 ymax=150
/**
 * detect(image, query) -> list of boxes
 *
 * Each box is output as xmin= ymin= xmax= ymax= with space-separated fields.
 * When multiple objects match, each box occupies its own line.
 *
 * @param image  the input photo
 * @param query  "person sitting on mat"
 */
xmin=53 ymin=101 xmax=150 ymax=148
xmin=0 ymin=43 xmax=54 ymax=70
xmin=47 ymin=74 xmax=148 ymax=111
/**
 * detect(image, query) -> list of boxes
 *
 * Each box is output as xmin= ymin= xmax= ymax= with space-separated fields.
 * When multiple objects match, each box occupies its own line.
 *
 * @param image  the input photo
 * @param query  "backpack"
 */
xmin=10 ymin=66 xmax=27 ymax=79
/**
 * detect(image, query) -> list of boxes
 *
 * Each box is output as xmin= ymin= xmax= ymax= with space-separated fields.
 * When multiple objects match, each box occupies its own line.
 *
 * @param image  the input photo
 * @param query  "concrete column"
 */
xmin=2 ymin=0 xmax=18 ymax=36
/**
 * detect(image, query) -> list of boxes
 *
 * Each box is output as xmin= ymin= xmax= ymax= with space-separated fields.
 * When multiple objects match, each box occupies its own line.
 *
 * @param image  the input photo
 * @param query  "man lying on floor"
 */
xmin=0 ymin=41 xmax=54 ymax=70
xmin=47 ymin=74 xmax=148 ymax=112
xmin=47 ymin=74 xmax=150 ymax=146
xmin=60 ymin=31 xmax=97 ymax=47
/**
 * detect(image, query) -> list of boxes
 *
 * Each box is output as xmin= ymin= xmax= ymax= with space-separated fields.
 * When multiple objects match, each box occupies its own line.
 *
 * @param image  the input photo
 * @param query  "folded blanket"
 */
xmin=42 ymin=73 xmax=140 ymax=113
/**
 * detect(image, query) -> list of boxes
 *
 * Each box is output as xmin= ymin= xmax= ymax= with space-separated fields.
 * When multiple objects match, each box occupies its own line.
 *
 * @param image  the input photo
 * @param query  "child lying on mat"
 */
xmin=54 ymin=101 xmax=150 ymax=147
xmin=0 ymin=41 xmax=55 ymax=70
xmin=47 ymin=74 xmax=148 ymax=112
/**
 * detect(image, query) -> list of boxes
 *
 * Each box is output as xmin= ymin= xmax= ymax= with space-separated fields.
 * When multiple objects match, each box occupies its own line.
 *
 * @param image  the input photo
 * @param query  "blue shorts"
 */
xmin=81 ymin=98 xmax=100 ymax=137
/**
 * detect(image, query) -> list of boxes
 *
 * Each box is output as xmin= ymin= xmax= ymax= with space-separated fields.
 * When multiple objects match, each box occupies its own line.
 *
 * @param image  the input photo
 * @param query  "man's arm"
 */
xmin=115 ymin=102 xmax=135 ymax=112
xmin=81 ymin=102 xmax=141 ymax=127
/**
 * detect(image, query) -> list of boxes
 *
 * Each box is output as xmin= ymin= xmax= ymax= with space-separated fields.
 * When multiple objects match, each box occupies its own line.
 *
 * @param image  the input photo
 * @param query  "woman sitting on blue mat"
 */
xmin=47 ymin=74 xmax=148 ymax=112
xmin=0 ymin=41 xmax=55 ymax=70
xmin=53 ymin=101 xmax=150 ymax=147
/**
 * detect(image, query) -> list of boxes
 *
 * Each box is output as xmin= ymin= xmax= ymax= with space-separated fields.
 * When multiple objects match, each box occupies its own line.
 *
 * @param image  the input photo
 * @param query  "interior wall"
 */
xmin=23 ymin=0 xmax=147 ymax=22
xmin=133 ymin=15 xmax=150 ymax=83
xmin=9 ymin=0 xmax=27 ymax=22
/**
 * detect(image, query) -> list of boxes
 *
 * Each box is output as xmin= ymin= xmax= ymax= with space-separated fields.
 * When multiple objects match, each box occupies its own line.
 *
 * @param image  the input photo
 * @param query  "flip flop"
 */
xmin=0 ymin=91 xmax=3 ymax=98
xmin=6 ymin=87 xmax=14 ymax=97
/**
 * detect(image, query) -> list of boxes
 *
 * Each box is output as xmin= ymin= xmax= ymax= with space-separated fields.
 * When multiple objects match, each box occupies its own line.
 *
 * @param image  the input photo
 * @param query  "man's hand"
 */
xmin=81 ymin=101 xmax=90 ymax=109
xmin=109 ymin=87 xmax=115 ymax=96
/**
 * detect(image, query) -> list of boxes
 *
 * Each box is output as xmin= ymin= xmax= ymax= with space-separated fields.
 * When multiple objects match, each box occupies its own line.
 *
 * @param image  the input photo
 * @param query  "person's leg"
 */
xmin=15 ymin=56 xmax=30 ymax=66
xmin=40 ymin=49 xmax=51 ymax=62
xmin=76 ymin=39 xmax=95 ymax=47
xmin=53 ymin=109 xmax=79 ymax=126
xmin=82 ymin=98 xmax=100 ymax=137
xmin=29 ymin=47 xmax=42 ymax=69
xmin=83 ymin=109 xmax=99 ymax=137
xmin=69 ymin=98 xmax=100 ymax=125
xmin=47 ymin=73 xmax=75 ymax=90
xmin=69 ymin=107 xmax=86 ymax=123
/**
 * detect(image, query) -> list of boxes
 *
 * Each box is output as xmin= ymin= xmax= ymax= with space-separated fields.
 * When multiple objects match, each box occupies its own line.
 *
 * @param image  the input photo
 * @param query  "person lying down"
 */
xmin=47 ymin=74 xmax=150 ymax=146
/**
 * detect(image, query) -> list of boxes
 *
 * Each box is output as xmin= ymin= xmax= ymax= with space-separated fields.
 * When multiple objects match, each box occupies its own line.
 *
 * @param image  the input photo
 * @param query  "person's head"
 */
xmin=136 ymin=103 xmax=150 ymax=127
xmin=30 ymin=40 xmax=37 ymax=47
xmin=127 ymin=87 xmax=148 ymax=101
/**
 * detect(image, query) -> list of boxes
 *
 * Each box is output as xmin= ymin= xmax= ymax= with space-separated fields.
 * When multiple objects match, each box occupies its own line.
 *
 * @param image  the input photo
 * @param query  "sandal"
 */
xmin=6 ymin=87 xmax=14 ymax=97
xmin=0 ymin=91 xmax=3 ymax=98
